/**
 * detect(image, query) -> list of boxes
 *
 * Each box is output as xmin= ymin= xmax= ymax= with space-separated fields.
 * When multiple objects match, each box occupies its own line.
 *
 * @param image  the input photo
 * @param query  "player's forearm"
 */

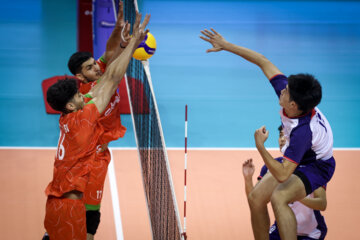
xmin=106 ymin=37 xmax=137 ymax=84
xmin=222 ymin=41 xmax=266 ymax=65
xmin=92 ymin=38 xmax=138 ymax=113
xmin=222 ymin=42 xmax=281 ymax=79
xmin=106 ymin=44 xmax=125 ymax=66
xmin=256 ymin=144 xmax=289 ymax=182
xmin=244 ymin=177 xmax=254 ymax=197
xmin=104 ymin=26 xmax=123 ymax=62
xmin=299 ymin=197 xmax=327 ymax=211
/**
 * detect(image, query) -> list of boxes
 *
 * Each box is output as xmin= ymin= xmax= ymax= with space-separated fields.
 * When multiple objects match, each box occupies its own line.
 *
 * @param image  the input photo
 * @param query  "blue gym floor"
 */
xmin=1 ymin=0 xmax=360 ymax=148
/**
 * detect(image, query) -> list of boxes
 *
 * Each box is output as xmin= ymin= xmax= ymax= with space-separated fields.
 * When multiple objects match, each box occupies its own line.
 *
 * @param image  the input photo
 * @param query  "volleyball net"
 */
xmin=94 ymin=0 xmax=184 ymax=239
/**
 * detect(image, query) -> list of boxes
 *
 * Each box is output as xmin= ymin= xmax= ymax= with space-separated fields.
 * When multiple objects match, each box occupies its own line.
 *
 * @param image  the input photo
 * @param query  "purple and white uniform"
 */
xmin=270 ymin=74 xmax=335 ymax=194
xmin=259 ymin=163 xmax=327 ymax=240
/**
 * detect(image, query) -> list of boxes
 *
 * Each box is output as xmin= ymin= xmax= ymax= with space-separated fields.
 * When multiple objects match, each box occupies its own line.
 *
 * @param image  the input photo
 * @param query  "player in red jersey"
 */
xmin=44 ymin=12 xmax=150 ymax=240
xmin=65 ymin=2 xmax=132 ymax=239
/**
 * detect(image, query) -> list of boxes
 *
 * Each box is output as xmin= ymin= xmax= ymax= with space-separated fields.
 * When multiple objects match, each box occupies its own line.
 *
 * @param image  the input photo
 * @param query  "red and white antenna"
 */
xmin=182 ymin=105 xmax=188 ymax=240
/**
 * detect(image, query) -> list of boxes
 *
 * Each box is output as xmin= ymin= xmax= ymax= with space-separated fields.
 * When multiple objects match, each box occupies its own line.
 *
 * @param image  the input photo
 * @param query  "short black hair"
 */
xmin=47 ymin=78 xmax=78 ymax=113
xmin=68 ymin=52 xmax=93 ymax=75
xmin=278 ymin=125 xmax=283 ymax=132
xmin=288 ymin=73 xmax=322 ymax=114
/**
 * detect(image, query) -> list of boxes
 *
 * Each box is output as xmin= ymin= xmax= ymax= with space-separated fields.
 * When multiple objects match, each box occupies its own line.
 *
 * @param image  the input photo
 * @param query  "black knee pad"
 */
xmin=86 ymin=210 xmax=101 ymax=235
xmin=42 ymin=232 xmax=50 ymax=240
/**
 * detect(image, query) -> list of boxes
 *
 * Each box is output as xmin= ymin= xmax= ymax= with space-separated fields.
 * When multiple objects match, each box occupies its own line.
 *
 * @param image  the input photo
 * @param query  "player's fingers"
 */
xmin=199 ymin=36 xmax=211 ymax=43
xmin=206 ymin=47 xmax=221 ymax=53
xmin=204 ymin=29 xmax=214 ymax=37
xmin=119 ymin=1 xmax=123 ymax=14
xmin=125 ymin=22 xmax=130 ymax=33
xmin=134 ymin=11 xmax=141 ymax=30
xmin=200 ymin=30 xmax=212 ymax=39
xmin=118 ymin=2 xmax=123 ymax=19
xmin=140 ymin=14 xmax=151 ymax=31
xmin=261 ymin=125 xmax=266 ymax=133
xmin=210 ymin=28 xmax=220 ymax=35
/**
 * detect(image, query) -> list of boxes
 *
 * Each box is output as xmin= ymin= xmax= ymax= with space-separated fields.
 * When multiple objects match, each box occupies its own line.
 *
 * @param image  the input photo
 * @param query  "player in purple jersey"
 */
xmin=243 ymin=158 xmax=327 ymax=240
xmin=243 ymin=126 xmax=327 ymax=240
xmin=200 ymin=28 xmax=335 ymax=240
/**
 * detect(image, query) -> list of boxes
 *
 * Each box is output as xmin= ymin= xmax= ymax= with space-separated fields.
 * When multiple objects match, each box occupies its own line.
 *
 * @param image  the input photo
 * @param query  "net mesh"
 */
xmin=120 ymin=1 xmax=183 ymax=239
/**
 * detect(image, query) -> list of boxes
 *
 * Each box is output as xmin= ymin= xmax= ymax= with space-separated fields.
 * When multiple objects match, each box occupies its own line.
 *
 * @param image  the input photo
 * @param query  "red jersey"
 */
xmin=45 ymin=103 xmax=103 ymax=197
xmin=79 ymin=57 xmax=126 ymax=145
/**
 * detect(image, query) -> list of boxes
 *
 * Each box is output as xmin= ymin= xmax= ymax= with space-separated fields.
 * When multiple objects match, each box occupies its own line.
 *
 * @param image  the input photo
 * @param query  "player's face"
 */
xmin=279 ymin=84 xmax=299 ymax=115
xmin=279 ymin=85 xmax=291 ymax=108
xmin=71 ymin=91 xmax=85 ymax=111
xmin=278 ymin=129 xmax=286 ymax=151
xmin=78 ymin=58 xmax=103 ymax=83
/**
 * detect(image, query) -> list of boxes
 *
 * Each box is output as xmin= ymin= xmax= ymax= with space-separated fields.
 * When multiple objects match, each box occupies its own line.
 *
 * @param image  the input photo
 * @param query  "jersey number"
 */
xmin=97 ymin=190 xmax=103 ymax=199
xmin=57 ymin=130 xmax=65 ymax=160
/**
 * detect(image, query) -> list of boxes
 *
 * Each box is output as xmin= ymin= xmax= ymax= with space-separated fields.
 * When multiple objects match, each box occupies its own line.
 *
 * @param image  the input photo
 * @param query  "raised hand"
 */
xmin=254 ymin=126 xmax=269 ymax=147
xmin=200 ymin=28 xmax=227 ymax=53
xmin=132 ymin=12 xmax=150 ymax=45
xmin=242 ymin=158 xmax=255 ymax=179
xmin=116 ymin=1 xmax=131 ymax=47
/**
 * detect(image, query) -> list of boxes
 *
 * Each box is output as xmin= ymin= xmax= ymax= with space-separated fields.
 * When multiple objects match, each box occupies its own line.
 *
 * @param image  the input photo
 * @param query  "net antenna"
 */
xmin=182 ymin=105 xmax=188 ymax=240
xmin=122 ymin=0 xmax=184 ymax=239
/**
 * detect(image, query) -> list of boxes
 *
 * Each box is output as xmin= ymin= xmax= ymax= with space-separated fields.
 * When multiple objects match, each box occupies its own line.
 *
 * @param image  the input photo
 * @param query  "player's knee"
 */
xmin=86 ymin=210 xmax=101 ymax=235
xmin=248 ymin=190 xmax=267 ymax=210
xmin=270 ymin=190 xmax=288 ymax=210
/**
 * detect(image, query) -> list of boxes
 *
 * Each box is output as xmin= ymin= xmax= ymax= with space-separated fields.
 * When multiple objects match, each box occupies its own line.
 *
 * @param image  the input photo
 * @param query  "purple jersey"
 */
xmin=270 ymin=74 xmax=334 ymax=165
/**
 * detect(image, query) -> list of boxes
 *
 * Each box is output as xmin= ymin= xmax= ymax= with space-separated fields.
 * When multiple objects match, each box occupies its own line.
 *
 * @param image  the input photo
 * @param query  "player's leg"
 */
xmin=271 ymin=174 xmax=307 ymax=240
xmin=248 ymin=172 xmax=279 ymax=240
xmin=272 ymin=158 xmax=335 ymax=240
xmin=44 ymin=196 xmax=86 ymax=240
xmin=84 ymin=148 xmax=111 ymax=238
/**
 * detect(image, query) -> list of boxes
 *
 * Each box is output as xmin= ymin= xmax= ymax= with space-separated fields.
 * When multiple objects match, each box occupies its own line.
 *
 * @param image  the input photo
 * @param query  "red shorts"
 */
xmin=44 ymin=197 xmax=86 ymax=240
xmin=83 ymin=148 xmax=111 ymax=207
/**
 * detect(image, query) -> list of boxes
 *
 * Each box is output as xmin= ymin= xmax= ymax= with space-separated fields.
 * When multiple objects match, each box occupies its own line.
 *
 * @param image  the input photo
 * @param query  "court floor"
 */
xmin=0 ymin=148 xmax=358 ymax=239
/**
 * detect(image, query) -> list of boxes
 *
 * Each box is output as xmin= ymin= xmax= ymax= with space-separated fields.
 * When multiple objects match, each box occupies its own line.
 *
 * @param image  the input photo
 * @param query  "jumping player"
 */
xmin=200 ymin=28 xmax=335 ymax=240
xmin=66 ymin=1 xmax=130 ymax=238
xmin=242 ymin=126 xmax=327 ymax=240
xmin=44 ymin=12 xmax=150 ymax=240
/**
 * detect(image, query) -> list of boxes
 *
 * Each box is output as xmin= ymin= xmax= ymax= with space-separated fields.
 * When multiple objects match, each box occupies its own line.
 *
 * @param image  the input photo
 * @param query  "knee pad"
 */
xmin=86 ymin=210 xmax=101 ymax=235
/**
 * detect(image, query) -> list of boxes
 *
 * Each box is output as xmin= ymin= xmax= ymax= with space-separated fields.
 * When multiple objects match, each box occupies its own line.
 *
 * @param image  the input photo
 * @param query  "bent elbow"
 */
xmin=276 ymin=173 xmax=291 ymax=183
xmin=320 ymin=202 xmax=327 ymax=211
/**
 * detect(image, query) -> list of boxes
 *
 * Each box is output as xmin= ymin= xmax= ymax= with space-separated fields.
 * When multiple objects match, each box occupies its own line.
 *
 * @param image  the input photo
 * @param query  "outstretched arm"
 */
xmin=103 ymin=1 xmax=131 ymax=63
xmin=299 ymin=187 xmax=327 ymax=211
xmin=200 ymin=28 xmax=282 ymax=80
xmin=90 ymin=12 xmax=150 ymax=114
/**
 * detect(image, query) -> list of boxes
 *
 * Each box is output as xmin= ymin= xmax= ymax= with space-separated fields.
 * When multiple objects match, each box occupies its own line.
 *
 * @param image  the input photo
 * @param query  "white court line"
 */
xmin=108 ymin=149 xmax=124 ymax=240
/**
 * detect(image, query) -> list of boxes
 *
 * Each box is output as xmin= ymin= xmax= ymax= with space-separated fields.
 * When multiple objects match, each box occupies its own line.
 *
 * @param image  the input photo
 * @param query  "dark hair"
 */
xmin=68 ymin=52 xmax=93 ymax=75
xmin=47 ymin=78 xmax=78 ymax=113
xmin=278 ymin=125 xmax=283 ymax=132
xmin=288 ymin=73 xmax=322 ymax=114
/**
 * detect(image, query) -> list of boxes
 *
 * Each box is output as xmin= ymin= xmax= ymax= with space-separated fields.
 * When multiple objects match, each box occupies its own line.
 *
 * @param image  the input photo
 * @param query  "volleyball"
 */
xmin=133 ymin=32 xmax=156 ymax=61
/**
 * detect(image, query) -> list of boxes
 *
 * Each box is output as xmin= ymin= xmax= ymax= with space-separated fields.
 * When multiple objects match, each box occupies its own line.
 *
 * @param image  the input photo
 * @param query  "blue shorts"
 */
xmin=294 ymin=157 xmax=335 ymax=195
xmin=269 ymin=223 xmax=323 ymax=240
